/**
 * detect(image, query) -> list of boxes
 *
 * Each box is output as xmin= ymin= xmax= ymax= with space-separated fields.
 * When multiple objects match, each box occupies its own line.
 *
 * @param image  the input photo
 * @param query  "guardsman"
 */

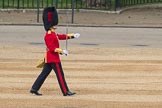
xmin=30 ymin=7 xmax=80 ymax=96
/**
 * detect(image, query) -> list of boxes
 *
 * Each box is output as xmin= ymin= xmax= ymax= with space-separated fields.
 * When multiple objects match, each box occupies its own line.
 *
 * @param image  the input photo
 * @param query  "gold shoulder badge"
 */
xmin=48 ymin=30 xmax=51 ymax=34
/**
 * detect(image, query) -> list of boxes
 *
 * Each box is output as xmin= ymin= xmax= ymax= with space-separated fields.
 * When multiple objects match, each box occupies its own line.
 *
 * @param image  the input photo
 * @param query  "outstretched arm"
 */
xmin=57 ymin=33 xmax=80 ymax=40
xmin=67 ymin=33 xmax=80 ymax=39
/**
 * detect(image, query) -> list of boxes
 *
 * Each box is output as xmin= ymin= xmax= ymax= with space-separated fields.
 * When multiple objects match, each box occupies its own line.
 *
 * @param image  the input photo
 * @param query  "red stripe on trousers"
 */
xmin=56 ymin=63 xmax=67 ymax=93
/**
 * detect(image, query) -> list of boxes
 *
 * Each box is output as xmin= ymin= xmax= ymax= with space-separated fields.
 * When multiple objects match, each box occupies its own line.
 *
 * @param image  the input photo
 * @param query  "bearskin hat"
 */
xmin=43 ymin=7 xmax=58 ymax=31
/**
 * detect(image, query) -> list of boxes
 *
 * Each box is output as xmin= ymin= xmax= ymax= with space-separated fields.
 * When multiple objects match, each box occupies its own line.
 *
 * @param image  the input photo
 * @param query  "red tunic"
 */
xmin=44 ymin=31 xmax=68 ymax=63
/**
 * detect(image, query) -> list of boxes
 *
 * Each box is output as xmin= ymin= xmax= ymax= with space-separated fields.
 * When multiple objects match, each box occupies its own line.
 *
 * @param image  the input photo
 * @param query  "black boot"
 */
xmin=64 ymin=91 xmax=76 ymax=96
xmin=30 ymin=89 xmax=42 ymax=96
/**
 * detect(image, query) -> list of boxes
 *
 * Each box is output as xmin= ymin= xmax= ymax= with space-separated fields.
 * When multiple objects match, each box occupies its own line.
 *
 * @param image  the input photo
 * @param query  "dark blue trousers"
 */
xmin=31 ymin=63 xmax=69 ymax=95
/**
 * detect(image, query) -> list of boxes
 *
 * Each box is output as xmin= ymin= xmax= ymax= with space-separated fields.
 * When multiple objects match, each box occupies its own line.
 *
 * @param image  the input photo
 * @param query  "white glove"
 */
xmin=74 ymin=33 xmax=80 ymax=38
xmin=63 ymin=49 xmax=68 ymax=55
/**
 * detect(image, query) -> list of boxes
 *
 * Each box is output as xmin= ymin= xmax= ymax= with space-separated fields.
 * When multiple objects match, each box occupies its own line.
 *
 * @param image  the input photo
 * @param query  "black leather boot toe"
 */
xmin=64 ymin=91 xmax=76 ymax=96
xmin=30 ymin=90 xmax=42 ymax=96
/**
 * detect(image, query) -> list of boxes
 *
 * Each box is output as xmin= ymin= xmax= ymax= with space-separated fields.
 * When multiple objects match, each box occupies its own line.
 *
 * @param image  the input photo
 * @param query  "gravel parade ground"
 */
xmin=0 ymin=7 xmax=162 ymax=108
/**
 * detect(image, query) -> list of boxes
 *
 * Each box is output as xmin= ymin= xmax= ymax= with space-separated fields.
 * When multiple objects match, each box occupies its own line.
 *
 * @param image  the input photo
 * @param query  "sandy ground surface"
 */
xmin=0 ymin=6 xmax=162 ymax=108
xmin=0 ymin=25 xmax=162 ymax=108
